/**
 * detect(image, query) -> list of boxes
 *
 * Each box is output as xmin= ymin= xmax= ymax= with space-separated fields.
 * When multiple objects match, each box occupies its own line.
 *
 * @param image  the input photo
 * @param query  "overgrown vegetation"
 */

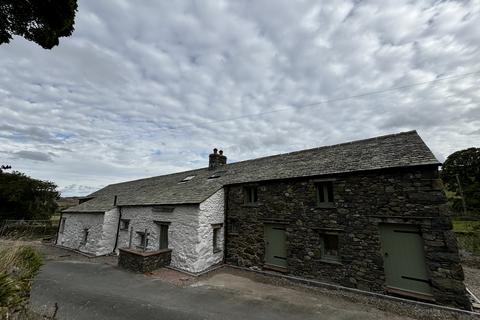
xmin=0 ymin=246 xmax=43 ymax=319
xmin=0 ymin=169 xmax=59 ymax=221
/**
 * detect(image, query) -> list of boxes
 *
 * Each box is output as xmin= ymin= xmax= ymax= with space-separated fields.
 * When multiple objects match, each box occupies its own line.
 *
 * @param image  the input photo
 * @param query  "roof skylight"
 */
xmin=179 ymin=175 xmax=195 ymax=183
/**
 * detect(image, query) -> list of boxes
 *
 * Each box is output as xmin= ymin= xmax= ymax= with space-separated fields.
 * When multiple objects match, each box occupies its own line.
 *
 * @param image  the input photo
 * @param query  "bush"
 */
xmin=0 ymin=246 xmax=43 ymax=319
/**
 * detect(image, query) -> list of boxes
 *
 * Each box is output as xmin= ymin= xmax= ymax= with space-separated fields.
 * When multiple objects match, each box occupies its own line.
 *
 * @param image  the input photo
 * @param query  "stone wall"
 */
xmin=56 ymin=212 xmax=105 ymax=255
xmin=225 ymin=166 xmax=471 ymax=309
xmin=118 ymin=248 xmax=172 ymax=273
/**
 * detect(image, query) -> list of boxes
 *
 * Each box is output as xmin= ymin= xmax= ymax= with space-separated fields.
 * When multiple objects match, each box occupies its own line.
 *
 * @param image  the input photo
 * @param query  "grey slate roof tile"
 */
xmin=64 ymin=131 xmax=439 ymax=213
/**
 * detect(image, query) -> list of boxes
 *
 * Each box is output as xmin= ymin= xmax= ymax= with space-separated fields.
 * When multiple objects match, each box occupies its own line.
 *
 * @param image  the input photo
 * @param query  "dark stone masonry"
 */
xmin=118 ymin=248 xmax=172 ymax=273
xmin=225 ymin=165 xmax=471 ymax=309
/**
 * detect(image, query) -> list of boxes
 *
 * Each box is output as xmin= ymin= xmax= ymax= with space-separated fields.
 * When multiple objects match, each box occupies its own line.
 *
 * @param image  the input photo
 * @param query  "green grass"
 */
xmin=452 ymin=220 xmax=480 ymax=233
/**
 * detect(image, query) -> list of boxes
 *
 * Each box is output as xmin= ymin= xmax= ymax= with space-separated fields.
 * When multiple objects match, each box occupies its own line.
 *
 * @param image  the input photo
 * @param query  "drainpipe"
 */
xmin=112 ymin=195 xmax=122 ymax=254
xmin=54 ymin=212 xmax=63 ymax=245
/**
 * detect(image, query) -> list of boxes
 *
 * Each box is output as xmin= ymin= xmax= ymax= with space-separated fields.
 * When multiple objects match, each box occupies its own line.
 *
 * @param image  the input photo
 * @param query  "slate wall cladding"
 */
xmin=225 ymin=166 xmax=471 ymax=310
xmin=118 ymin=248 xmax=172 ymax=273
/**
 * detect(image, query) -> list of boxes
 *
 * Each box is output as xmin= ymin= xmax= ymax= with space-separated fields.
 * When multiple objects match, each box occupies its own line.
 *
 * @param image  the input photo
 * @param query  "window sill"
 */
xmin=241 ymin=203 xmax=261 ymax=207
xmin=316 ymin=203 xmax=336 ymax=209
xmin=120 ymin=228 xmax=128 ymax=231
xmin=319 ymin=258 xmax=342 ymax=265
xmin=213 ymin=249 xmax=222 ymax=254
xmin=229 ymin=232 xmax=239 ymax=236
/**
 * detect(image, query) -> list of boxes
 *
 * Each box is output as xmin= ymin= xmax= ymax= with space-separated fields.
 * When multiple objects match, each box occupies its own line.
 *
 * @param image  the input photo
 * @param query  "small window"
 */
xmin=159 ymin=224 xmax=169 ymax=249
xmin=316 ymin=181 xmax=334 ymax=206
xmin=120 ymin=219 xmax=130 ymax=230
xmin=81 ymin=228 xmax=89 ymax=245
xmin=244 ymin=186 xmax=258 ymax=204
xmin=228 ymin=219 xmax=238 ymax=234
xmin=59 ymin=218 xmax=66 ymax=233
xmin=179 ymin=175 xmax=195 ymax=183
xmin=137 ymin=231 xmax=149 ymax=249
xmin=320 ymin=234 xmax=340 ymax=262
xmin=212 ymin=224 xmax=222 ymax=253
xmin=208 ymin=170 xmax=227 ymax=179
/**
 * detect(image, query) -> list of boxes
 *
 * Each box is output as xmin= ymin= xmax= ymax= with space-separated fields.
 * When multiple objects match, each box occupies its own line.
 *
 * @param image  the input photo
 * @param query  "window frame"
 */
xmin=212 ymin=224 xmax=223 ymax=253
xmin=243 ymin=186 xmax=259 ymax=205
xmin=81 ymin=228 xmax=89 ymax=245
xmin=319 ymin=232 xmax=341 ymax=263
xmin=136 ymin=231 xmax=149 ymax=250
xmin=228 ymin=218 xmax=239 ymax=235
xmin=315 ymin=181 xmax=335 ymax=207
xmin=119 ymin=219 xmax=130 ymax=231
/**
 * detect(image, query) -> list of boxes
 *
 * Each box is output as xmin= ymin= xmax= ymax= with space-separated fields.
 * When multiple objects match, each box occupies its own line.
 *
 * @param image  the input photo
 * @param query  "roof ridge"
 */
xmin=226 ymin=130 xmax=418 ymax=167
xmin=93 ymin=130 xmax=420 ymax=194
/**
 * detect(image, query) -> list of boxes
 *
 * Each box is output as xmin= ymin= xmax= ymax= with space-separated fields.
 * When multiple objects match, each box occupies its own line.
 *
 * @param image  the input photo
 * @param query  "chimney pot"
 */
xmin=209 ymin=148 xmax=227 ymax=170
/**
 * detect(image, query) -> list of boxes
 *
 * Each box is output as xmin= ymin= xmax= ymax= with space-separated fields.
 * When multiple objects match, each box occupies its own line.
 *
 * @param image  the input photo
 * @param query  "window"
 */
xmin=179 ymin=175 xmax=195 ymax=183
xmin=59 ymin=218 xmax=66 ymax=233
xmin=316 ymin=181 xmax=334 ymax=206
xmin=120 ymin=219 xmax=130 ymax=230
xmin=159 ymin=224 xmax=169 ymax=249
xmin=208 ymin=170 xmax=227 ymax=179
xmin=81 ymin=228 xmax=89 ymax=245
xmin=244 ymin=186 xmax=258 ymax=204
xmin=137 ymin=231 xmax=149 ymax=249
xmin=320 ymin=234 xmax=340 ymax=262
xmin=228 ymin=219 xmax=238 ymax=234
xmin=212 ymin=224 xmax=223 ymax=253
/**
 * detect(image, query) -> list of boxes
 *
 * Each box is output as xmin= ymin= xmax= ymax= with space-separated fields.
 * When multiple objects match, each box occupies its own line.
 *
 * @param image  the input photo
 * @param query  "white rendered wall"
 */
xmin=97 ymin=208 xmax=120 ymax=255
xmin=195 ymin=188 xmax=225 ymax=272
xmin=117 ymin=205 xmax=200 ymax=272
xmin=56 ymin=212 xmax=105 ymax=255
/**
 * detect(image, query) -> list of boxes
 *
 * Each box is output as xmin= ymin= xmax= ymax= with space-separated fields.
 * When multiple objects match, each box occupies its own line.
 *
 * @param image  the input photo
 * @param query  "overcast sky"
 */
xmin=1 ymin=0 xmax=479 ymax=196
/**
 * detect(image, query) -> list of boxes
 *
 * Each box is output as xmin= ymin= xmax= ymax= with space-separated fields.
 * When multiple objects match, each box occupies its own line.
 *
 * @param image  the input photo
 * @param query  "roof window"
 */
xmin=208 ymin=170 xmax=227 ymax=179
xmin=179 ymin=175 xmax=195 ymax=183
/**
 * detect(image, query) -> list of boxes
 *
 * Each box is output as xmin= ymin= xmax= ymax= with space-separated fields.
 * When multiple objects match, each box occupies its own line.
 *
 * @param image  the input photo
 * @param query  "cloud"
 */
xmin=12 ymin=151 xmax=54 ymax=162
xmin=0 ymin=0 xmax=479 ymax=196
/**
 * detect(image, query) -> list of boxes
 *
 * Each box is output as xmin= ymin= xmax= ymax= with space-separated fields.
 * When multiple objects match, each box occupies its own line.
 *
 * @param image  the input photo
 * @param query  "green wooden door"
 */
xmin=264 ymin=225 xmax=287 ymax=268
xmin=379 ymin=224 xmax=432 ymax=298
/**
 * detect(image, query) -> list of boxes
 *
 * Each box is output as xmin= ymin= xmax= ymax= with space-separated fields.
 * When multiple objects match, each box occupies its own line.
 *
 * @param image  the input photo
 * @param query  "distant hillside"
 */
xmin=56 ymin=197 xmax=80 ymax=212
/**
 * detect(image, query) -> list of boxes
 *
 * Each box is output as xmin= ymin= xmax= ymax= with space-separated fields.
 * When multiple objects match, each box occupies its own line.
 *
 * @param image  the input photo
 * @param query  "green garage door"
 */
xmin=264 ymin=225 xmax=287 ymax=269
xmin=379 ymin=224 xmax=433 ymax=299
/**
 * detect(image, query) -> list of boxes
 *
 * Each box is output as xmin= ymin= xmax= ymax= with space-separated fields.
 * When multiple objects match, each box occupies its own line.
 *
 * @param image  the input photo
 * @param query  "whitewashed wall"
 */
xmin=56 ymin=212 xmax=105 ymax=255
xmin=195 ymin=188 xmax=224 ymax=272
xmin=117 ymin=205 xmax=200 ymax=272
xmin=97 ymin=208 xmax=120 ymax=255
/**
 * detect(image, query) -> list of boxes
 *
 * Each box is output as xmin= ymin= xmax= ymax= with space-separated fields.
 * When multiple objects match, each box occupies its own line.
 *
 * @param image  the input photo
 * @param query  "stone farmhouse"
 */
xmin=56 ymin=131 xmax=470 ymax=309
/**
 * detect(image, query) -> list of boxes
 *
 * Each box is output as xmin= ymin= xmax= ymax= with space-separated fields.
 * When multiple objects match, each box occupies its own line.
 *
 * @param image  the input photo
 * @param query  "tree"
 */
xmin=441 ymin=148 xmax=480 ymax=215
xmin=0 ymin=0 xmax=77 ymax=49
xmin=0 ymin=170 xmax=59 ymax=221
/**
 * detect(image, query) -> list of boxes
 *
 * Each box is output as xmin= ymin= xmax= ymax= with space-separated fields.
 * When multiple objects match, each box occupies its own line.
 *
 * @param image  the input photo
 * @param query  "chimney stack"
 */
xmin=209 ymin=148 xmax=227 ymax=170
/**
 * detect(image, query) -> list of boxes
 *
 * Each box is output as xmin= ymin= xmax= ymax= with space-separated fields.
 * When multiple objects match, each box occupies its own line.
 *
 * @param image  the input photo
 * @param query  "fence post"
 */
xmin=143 ymin=228 xmax=147 ymax=252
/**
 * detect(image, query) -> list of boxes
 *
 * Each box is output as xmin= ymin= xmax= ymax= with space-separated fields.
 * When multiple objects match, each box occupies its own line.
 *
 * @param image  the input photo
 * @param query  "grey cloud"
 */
xmin=0 ymin=0 xmax=479 ymax=195
xmin=13 ymin=151 xmax=54 ymax=162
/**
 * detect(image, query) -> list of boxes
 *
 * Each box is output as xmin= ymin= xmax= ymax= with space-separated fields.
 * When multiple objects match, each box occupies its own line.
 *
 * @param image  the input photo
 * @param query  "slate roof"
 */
xmin=64 ymin=131 xmax=440 ymax=213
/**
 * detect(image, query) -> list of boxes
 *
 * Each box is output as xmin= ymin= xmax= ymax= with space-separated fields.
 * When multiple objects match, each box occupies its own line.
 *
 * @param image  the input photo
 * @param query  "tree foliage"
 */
xmin=441 ymin=147 xmax=480 ymax=215
xmin=0 ymin=170 xmax=59 ymax=221
xmin=0 ymin=0 xmax=77 ymax=49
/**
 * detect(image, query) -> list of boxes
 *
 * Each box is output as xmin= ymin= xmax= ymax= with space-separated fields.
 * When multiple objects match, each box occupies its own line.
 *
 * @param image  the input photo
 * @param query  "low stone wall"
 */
xmin=118 ymin=248 xmax=172 ymax=273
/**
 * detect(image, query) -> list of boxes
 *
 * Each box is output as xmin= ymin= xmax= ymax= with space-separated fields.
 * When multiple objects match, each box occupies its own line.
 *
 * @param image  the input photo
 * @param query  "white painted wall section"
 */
xmin=56 ymin=212 xmax=105 ymax=255
xmin=195 ymin=188 xmax=225 ymax=272
xmin=117 ymin=205 xmax=200 ymax=272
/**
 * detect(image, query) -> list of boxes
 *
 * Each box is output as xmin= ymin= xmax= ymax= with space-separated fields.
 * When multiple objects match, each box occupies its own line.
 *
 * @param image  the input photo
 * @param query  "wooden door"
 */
xmin=379 ymin=224 xmax=433 ymax=299
xmin=264 ymin=225 xmax=287 ymax=269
